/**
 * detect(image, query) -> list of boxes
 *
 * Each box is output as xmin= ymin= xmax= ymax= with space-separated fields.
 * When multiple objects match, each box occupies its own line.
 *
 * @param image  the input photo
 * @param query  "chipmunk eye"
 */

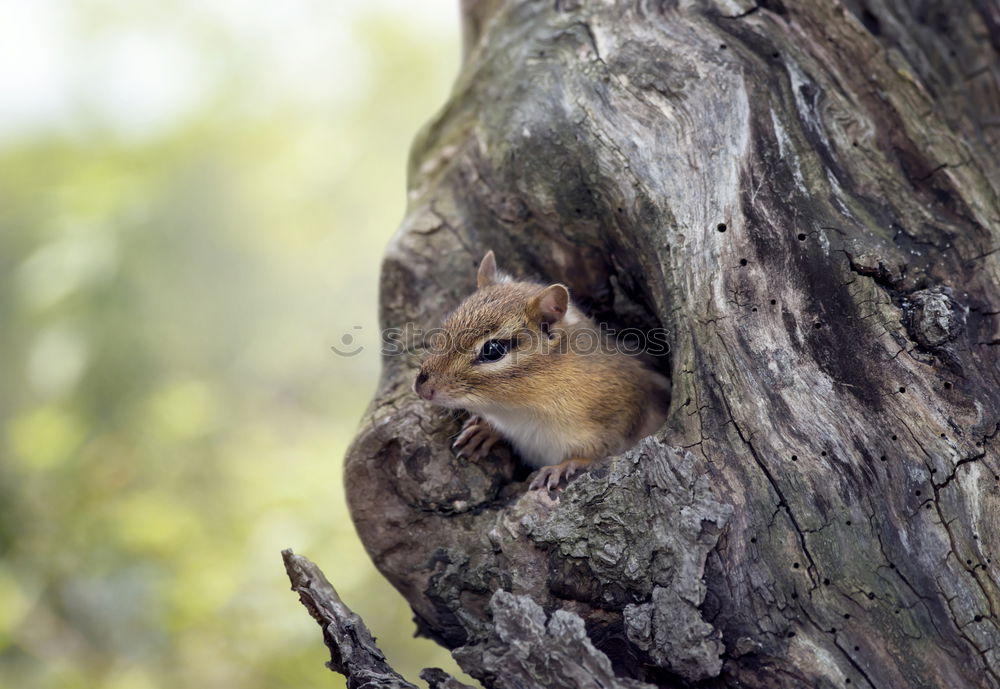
xmin=477 ymin=339 xmax=509 ymax=363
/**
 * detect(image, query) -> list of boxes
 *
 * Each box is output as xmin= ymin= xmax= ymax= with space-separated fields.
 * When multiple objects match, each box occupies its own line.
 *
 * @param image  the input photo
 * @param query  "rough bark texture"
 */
xmin=282 ymin=549 xmax=430 ymax=689
xmin=334 ymin=1 xmax=1000 ymax=687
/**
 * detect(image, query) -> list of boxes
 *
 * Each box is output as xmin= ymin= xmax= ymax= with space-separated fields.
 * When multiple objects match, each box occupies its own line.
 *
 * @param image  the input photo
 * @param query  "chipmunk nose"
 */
xmin=414 ymin=370 xmax=435 ymax=400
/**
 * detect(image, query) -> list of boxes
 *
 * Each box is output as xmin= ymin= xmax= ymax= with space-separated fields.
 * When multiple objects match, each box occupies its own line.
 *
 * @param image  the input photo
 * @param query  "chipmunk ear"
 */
xmin=529 ymin=284 xmax=569 ymax=326
xmin=477 ymin=250 xmax=498 ymax=288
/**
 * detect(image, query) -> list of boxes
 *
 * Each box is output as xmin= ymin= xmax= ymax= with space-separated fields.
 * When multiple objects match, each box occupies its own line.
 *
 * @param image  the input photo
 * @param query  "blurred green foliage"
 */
xmin=0 ymin=2 xmax=463 ymax=687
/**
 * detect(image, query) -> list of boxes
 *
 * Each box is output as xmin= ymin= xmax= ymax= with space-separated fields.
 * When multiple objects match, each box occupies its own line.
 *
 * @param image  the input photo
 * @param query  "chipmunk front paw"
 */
xmin=452 ymin=415 xmax=503 ymax=460
xmin=529 ymin=457 xmax=593 ymax=491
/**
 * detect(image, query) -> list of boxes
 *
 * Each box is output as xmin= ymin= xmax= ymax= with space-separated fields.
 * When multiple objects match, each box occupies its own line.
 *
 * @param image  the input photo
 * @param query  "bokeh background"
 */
xmin=0 ymin=1 xmax=463 ymax=687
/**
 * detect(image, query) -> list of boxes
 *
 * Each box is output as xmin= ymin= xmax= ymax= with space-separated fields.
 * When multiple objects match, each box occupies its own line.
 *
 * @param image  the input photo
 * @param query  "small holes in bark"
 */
xmin=944 ymin=381 xmax=952 ymax=389
xmin=846 ymin=679 xmax=852 ymax=685
xmin=771 ymin=51 xmax=780 ymax=58
xmin=889 ymin=563 xmax=896 ymax=569
xmin=720 ymin=43 xmax=727 ymax=50
xmin=891 ymin=435 xmax=898 ymax=441
xmin=861 ymin=8 xmax=882 ymax=35
xmin=786 ymin=631 xmax=796 ymax=637
xmin=843 ymin=613 xmax=851 ymax=619
xmin=975 ymin=615 xmax=984 ymax=622
xmin=814 ymin=322 xmax=823 ymax=329
xmin=770 ymin=299 xmax=777 ymax=305
xmin=752 ymin=307 xmax=758 ymax=312
xmin=898 ymin=386 xmax=906 ymax=393
xmin=792 ymin=562 xmax=800 ymax=569
xmin=939 ymin=433 xmax=946 ymax=439
xmin=925 ymin=503 xmax=932 ymax=510
xmin=824 ymin=578 xmax=831 ymax=585
xmin=750 ymin=537 xmax=757 ymax=543
xmin=845 ymin=520 xmax=851 ymax=525
xmin=797 ymin=232 xmax=807 ymax=240
xmin=966 ymin=559 xmax=973 ymax=565
xmin=791 ymin=454 xmax=798 ymax=461
xmin=717 ymin=223 xmax=727 ymax=232
xmin=854 ymin=645 xmax=860 ymax=651
xmin=740 ymin=258 xmax=748 ymax=266
xmin=880 ymin=455 xmax=887 ymax=462
xmin=761 ymin=0 xmax=788 ymax=15
xmin=821 ymin=451 xmax=827 ymax=456
xmin=915 ymin=490 xmax=921 ymax=496
xmin=867 ymin=592 xmax=875 ymax=600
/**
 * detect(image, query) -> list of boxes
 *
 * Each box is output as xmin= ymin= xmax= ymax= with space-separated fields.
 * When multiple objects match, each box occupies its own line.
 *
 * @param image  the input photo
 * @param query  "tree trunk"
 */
xmin=311 ymin=1 xmax=1000 ymax=687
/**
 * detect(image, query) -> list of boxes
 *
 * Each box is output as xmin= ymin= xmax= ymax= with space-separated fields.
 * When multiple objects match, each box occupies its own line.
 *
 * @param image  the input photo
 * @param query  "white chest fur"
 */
xmin=481 ymin=407 xmax=571 ymax=468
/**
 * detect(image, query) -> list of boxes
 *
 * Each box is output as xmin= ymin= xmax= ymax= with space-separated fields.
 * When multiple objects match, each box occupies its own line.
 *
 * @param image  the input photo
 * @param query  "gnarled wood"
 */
xmin=283 ymin=549 xmax=647 ymax=688
xmin=333 ymin=1 xmax=1000 ymax=687
xmin=282 ymin=549 xmax=427 ymax=689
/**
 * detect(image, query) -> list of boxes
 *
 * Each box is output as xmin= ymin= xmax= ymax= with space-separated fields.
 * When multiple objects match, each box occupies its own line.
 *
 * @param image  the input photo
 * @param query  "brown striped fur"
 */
xmin=415 ymin=252 xmax=670 ymax=468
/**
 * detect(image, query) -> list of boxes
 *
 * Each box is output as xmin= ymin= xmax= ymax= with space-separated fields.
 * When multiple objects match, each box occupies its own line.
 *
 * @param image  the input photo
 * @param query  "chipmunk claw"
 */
xmin=453 ymin=416 xmax=502 ymax=459
xmin=529 ymin=458 xmax=593 ymax=491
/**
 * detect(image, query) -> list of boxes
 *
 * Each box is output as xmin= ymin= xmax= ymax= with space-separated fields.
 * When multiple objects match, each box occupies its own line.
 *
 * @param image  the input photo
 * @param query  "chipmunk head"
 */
xmin=414 ymin=251 xmax=573 ymax=410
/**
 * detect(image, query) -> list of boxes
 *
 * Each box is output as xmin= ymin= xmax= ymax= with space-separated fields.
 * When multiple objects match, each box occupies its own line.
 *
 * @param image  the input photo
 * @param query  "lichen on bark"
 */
xmin=294 ymin=1 xmax=1000 ymax=687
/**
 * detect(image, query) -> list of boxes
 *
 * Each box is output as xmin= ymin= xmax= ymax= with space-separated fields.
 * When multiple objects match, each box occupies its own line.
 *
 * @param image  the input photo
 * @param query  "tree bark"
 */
xmin=282 ymin=550 xmax=430 ymax=689
xmin=322 ymin=1 xmax=1000 ymax=687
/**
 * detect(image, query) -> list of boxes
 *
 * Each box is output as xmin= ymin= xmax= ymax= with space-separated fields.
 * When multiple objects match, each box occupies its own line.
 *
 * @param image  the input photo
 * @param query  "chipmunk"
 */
xmin=413 ymin=251 xmax=671 ymax=490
